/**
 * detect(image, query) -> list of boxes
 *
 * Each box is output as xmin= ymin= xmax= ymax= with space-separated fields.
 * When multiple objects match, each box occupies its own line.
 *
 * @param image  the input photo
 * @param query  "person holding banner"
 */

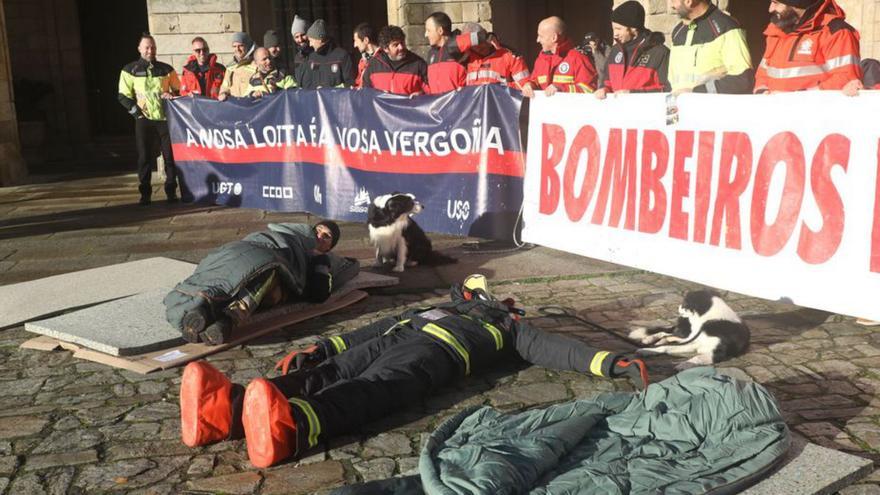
xmin=296 ymin=19 xmax=355 ymax=89
xmin=667 ymin=0 xmax=754 ymax=94
xmin=522 ymin=16 xmax=597 ymax=98
xmin=754 ymin=0 xmax=863 ymax=96
xmin=179 ymin=37 xmax=226 ymax=99
xmin=361 ymin=25 xmax=428 ymax=96
xmin=218 ymin=32 xmax=257 ymax=101
xmin=117 ymin=33 xmax=181 ymax=205
xmin=247 ymin=47 xmax=297 ymax=98
xmin=177 ymin=274 xmax=649 ymax=468
xmin=424 ymin=12 xmax=468 ymax=94
xmin=595 ymin=1 xmax=670 ymax=99
xmin=460 ymin=23 xmax=533 ymax=92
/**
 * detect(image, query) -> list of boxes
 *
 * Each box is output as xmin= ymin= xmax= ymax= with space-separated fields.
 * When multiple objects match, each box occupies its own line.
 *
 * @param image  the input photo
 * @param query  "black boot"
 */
xmin=164 ymin=183 xmax=179 ymax=203
xmin=138 ymin=184 xmax=152 ymax=206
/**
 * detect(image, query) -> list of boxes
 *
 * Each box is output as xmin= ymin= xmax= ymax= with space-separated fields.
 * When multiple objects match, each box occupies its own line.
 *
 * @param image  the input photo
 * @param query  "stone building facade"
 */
xmin=1 ymin=0 xmax=879 ymax=184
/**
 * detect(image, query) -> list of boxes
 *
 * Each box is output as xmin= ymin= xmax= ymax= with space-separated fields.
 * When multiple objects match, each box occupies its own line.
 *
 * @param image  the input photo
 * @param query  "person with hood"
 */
xmin=754 ymin=0 xmax=862 ymax=95
xmin=178 ymin=274 xmax=650 ymax=468
xmin=290 ymin=14 xmax=314 ymax=74
xmin=361 ymin=25 xmax=428 ymax=96
xmin=218 ymin=32 xmax=257 ymax=100
xmin=179 ymin=37 xmax=226 ymax=99
xmin=164 ymin=221 xmax=356 ymax=346
xmin=353 ymin=23 xmax=380 ymax=88
xmin=117 ymin=33 xmax=181 ymax=205
xmin=581 ymin=32 xmax=611 ymax=88
xmin=295 ymin=19 xmax=355 ymax=89
xmin=247 ymin=47 xmax=297 ymax=98
xmin=667 ymin=0 xmax=754 ymax=94
xmin=595 ymin=1 xmax=670 ymax=99
xmin=522 ymin=16 xmax=597 ymax=97
xmin=458 ymin=23 xmax=533 ymax=92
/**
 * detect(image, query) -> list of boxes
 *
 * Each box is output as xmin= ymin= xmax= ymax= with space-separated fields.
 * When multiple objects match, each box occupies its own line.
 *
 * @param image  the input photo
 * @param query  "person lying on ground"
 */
xmin=164 ymin=221 xmax=357 ymax=345
xmin=178 ymin=274 xmax=649 ymax=468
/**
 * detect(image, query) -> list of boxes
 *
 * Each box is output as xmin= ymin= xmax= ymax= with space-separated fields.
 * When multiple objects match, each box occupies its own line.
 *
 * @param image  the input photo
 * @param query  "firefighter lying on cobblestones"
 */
xmin=164 ymin=221 xmax=356 ymax=346
xmin=179 ymin=274 xmax=649 ymax=468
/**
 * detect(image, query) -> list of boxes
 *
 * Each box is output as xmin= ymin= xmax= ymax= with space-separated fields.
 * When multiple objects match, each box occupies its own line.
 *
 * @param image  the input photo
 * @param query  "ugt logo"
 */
xmin=211 ymin=181 xmax=242 ymax=195
xmin=447 ymin=200 xmax=470 ymax=221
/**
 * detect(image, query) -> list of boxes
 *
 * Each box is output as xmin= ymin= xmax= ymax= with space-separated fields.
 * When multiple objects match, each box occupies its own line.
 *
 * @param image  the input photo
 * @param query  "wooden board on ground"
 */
xmin=0 ymin=257 xmax=197 ymax=330
xmin=21 ymin=290 xmax=367 ymax=374
xmin=23 ymin=271 xmax=398 ymax=356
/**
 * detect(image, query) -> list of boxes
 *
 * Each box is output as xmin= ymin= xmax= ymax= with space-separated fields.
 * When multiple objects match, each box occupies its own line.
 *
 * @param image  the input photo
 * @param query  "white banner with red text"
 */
xmin=523 ymin=91 xmax=880 ymax=320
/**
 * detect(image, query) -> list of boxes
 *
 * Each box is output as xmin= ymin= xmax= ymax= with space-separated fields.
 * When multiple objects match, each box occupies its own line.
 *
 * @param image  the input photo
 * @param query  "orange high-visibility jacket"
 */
xmin=531 ymin=39 xmax=597 ymax=93
xmin=464 ymin=46 xmax=531 ymax=90
xmin=755 ymin=0 xmax=861 ymax=93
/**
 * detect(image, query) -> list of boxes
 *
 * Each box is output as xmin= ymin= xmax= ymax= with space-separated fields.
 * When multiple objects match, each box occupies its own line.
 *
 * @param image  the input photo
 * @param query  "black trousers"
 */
xmin=135 ymin=118 xmax=177 ymax=198
xmin=270 ymin=327 xmax=460 ymax=441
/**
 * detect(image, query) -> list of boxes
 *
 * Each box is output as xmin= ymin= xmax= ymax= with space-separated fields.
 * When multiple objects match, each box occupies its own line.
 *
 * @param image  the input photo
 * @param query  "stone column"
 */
xmin=388 ymin=0 xmax=492 ymax=58
xmin=0 ymin=1 xmax=26 ymax=186
xmin=147 ymin=0 xmax=243 ymax=71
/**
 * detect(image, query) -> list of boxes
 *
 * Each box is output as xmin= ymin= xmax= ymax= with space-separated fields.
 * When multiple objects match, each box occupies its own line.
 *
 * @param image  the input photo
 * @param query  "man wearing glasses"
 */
xmin=180 ymin=37 xmax=226 ymax=99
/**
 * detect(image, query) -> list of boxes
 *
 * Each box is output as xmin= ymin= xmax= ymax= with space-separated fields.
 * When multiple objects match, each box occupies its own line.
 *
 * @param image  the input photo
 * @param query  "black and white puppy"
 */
xmin=367 ymin=193 xmax=432 ymax=272
xmin=629 ymin=290 xmax=750 ymax=370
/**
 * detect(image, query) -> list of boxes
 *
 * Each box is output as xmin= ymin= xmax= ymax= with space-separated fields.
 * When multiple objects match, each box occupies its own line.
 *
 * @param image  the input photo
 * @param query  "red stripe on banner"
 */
xmin=171 ymin=143 xmax=525 ymax=177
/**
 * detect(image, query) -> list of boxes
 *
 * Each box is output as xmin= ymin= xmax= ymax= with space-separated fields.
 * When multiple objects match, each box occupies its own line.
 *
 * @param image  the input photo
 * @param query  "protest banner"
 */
xmin=524 ymin=91 xmax=880 ymax=320
xmin=166 ymin=85 xmax=524 ymax=238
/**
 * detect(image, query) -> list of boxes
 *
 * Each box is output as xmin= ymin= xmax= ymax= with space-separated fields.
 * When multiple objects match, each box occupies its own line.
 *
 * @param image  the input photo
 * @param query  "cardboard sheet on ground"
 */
xmin=0 ymin=257 xmax=197 ymax=330
xmin=20 ymin=271 xmax=397 ymax=374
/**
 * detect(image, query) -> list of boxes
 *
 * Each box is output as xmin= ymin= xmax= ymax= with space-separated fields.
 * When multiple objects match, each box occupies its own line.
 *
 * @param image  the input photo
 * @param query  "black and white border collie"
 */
xmin=367 ymin=193 xmax=433 ymax=272
xmin=629 ymin=290 xmax=750 ymax=370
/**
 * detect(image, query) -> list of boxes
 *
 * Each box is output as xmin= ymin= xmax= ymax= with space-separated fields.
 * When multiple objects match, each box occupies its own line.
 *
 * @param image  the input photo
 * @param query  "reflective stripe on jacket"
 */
xmin=117 ymin=58 xmax=180 ymax=121
xmin=465 ymin=46 xmax=531 ymax=89
xmin=246 ymin=69 xmax=297 ymax=96
xmin=604 ymin=31 xmax=670 ymax=93
xmin=755 ymin=0 xmax=861 ymax=93
xmin=668 ymin=4 xmax=754 ymax=94
xmin=180 ymin=54 xmax=226 ymax=99
xmin=532 ymin=39 xmax=597 ymax=93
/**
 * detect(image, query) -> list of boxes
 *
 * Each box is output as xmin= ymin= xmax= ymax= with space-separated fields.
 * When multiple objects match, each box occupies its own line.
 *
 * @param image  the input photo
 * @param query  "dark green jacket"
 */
xmin=335 ymin=367 xmax=789 ymax=495
xmin=164 ymin=223 xmax=339 ymax=331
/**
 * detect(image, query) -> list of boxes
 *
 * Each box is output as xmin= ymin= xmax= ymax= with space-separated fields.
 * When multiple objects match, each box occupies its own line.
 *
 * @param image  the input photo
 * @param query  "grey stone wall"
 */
xmin=147 ymin=0 xmax=243 ymax=71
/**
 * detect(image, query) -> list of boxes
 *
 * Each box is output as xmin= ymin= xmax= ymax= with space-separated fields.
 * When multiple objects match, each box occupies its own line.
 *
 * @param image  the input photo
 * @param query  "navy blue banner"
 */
xmin=166 ymin=85 xmax=524 ymax=238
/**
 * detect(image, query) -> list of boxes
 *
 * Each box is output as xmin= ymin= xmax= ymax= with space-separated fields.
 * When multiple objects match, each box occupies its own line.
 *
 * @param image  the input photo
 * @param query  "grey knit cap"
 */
xmin=306 ymin=19 xmax=327 ymax=40
xmin=291 ymin=15 xmax=308 ymax=36
xmin=263 ymin=29 xmax=280 ymax=48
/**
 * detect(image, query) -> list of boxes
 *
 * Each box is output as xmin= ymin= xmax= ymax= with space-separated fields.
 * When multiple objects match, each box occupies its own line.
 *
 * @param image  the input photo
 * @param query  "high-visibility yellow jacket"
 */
xmin=246 ymin=69 xmax=297 ymax=97
xmin=668 ymin=5 xmax=754 ymax=94
xmin=220 ymin=57 xmax=258 ymax=98
xmin=117 ymin=58 xmax=180 ymax=121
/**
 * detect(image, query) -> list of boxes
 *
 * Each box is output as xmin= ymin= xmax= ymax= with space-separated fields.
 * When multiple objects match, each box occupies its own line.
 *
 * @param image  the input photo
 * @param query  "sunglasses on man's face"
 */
xmin=194 ymin=47 xmax=208 ymax=53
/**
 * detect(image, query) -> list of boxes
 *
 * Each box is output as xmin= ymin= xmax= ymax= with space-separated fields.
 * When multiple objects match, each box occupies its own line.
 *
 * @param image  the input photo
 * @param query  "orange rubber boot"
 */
xmin=180 ymin=361 xmax=235 ymax=447
xmin=242 ymin=378 xmax=298 ymax=468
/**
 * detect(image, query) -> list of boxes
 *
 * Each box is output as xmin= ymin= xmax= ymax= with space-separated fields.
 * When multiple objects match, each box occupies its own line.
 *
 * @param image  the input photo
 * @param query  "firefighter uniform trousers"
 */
xmin=268 ymin=300 xmax=627 ymax=454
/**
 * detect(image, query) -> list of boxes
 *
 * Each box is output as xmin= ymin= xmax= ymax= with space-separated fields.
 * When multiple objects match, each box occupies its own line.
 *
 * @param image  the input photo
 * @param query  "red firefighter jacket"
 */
xmin=532 ymin=39 xmax=597 ymax=93
xmin=464 ymin=45 xmax=531 ymax=89
xmin=426 ymin=40 xmax=467 ymax=94
xmin=180 ymin=54 xmax=226 ymax=99
xmin=362 ymin=49 xmax=428 ymax=96
xmin=755 ymin=0 xmax=861 ymax=92
xmin=604 ymin=31 xmax=670 ymax=93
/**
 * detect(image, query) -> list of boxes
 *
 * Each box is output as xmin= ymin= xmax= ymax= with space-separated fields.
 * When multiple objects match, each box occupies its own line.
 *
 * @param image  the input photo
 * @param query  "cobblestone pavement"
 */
xmin=1 ymin=173 xmax=879 ymax=494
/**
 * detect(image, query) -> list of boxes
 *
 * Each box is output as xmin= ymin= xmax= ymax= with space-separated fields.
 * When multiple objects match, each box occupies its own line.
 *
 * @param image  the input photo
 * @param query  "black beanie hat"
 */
xmin=776 ymin=0 xmax=820 ymax=8
xmin=611 ymin=1 xmax=646 ymax=30
xmin=315 ymin=220 xmax=340 ymax=249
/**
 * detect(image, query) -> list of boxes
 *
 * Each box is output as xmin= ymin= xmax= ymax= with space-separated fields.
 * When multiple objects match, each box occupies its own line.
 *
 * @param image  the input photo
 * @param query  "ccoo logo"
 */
xmin=447 ymin=200 xmax=471 ymax=221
